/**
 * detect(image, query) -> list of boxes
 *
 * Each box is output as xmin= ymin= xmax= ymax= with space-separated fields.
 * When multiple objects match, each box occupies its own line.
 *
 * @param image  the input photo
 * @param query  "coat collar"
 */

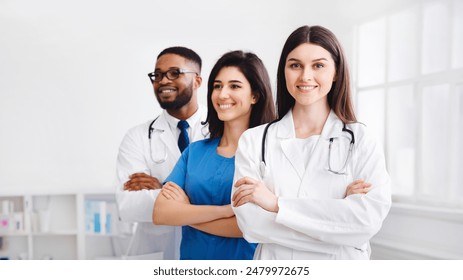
xmin=150 ymin=106 xmax=208 ymax=159
xmin=321 ymin=110 xmax=344 ymax=140
xmin=275 ymin=109 xmax=295 ymax=139
xmin=275 ymin=109 xmax=345 ymax=180
xmin=153 ymin=106 xmax=207 ymax=132
xmin=276 ymin=109 xmax=344 ymax=140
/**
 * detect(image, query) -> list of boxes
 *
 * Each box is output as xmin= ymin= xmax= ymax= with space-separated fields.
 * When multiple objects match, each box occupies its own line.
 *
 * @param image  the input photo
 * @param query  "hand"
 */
xmin=345 ymin=179 xmax=371 ymax=197
xmin=232 ymin=177 xmax=279 ymax=213
xmin=161 ymin=182 xmax=190 ymax=204
xmin=221 ymin=204 xmax=235 ymax=218
xmin=123 ymin=173 xmax=162 ymax=191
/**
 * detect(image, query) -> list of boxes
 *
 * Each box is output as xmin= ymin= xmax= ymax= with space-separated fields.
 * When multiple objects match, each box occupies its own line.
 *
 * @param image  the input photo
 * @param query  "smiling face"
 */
xmin=153 ymin=53 xmax=200 ymax=110
xmin=284 ymin=43 xmax=337 ymax=110
xmin=211 ymin=66 xmax=256 ymax=124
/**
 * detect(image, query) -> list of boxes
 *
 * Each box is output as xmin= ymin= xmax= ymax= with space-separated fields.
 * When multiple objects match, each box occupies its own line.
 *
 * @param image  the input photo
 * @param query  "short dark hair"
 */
xmin=157 ymin=46 xmax=202 ymax=72
xmin=276 ymin=25 xmax=356 ymax=123
xmin=205 ymin=50 xmax=276 ymax=138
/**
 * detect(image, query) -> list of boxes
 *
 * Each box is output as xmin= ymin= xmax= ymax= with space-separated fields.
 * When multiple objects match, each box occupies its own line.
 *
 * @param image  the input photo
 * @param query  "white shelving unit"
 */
xmin=0 ymin=190 xmax=133 ymax=260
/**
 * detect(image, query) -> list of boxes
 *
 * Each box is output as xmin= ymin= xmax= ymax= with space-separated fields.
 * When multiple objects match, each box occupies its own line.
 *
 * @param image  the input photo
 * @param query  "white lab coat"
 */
xmin=232 ymin=110 xmax=391 ymax=260
xmin=116 ymin=105 xmax=208 ymax=259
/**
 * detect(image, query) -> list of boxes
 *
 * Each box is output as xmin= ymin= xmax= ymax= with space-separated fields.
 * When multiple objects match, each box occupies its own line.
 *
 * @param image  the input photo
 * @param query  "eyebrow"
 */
xmin=287 ymin=57 xmax=329 ymax=62
xmin=213 ymin=79 xmax=244 ymax=84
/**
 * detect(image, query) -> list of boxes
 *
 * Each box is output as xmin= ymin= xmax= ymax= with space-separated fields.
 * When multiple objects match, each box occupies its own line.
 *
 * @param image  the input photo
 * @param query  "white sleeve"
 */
xmin=115 ymin=127 xmax=159 ymax=223
xmin=232 ymin=129 xmax=339 ymax=255
xmin=275 ymin=127 xmax=392 ymax=248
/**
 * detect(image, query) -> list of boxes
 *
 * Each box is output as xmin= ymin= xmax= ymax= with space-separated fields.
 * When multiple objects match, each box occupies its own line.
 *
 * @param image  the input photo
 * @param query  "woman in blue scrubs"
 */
xmin=153 ymin=50 xmax=276 ymax=259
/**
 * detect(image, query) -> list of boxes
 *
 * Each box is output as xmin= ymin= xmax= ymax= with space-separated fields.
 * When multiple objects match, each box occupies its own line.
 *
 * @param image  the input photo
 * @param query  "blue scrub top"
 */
xmin=165 ymin=137 xmax=256 ymax=260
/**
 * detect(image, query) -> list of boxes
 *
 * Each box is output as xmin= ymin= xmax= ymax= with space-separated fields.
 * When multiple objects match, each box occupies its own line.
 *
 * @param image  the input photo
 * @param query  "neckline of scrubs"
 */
xmin=210 ymin=137 xmax=235 ymax=160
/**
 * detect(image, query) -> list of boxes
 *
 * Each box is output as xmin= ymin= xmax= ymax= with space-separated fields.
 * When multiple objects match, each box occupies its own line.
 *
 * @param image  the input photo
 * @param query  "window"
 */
xmin=453 ymin=1 xmax=463 ymax=68
xmin=357 ymin=18 xmax=386 ymax=87
xmin=355 ymin=0 xmax=463 ymax=207
xmin=387 ymin=85 xmax=415 ymax=196
xmin=421 ymin=1 xmax=450 ymax=74
xmin=420 ymin=84 xmax=451 ymax=199
xmin=388 ymin=8 xmax=418 ymax=82
xmin=455 ymin=85 xmax=463 ymax=200
xmin=356 ymin=89 xmax=385 ymax=148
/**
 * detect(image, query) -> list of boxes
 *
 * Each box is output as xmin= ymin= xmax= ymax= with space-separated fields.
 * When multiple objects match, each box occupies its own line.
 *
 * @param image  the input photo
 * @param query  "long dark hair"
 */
xmin=276 ymin=25 xmax=357 ymax=123
xmin=205 ymin=50 xmax=276 ymax=138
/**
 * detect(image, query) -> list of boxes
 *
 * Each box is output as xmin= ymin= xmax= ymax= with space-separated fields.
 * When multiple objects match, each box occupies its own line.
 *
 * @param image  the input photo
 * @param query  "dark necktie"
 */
xmin=177 ymin=120 xmax=190 ymax=152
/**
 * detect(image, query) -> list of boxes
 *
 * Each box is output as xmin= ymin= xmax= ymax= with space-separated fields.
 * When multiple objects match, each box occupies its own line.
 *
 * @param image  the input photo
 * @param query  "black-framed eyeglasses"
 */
xmin=147 ymin=68 xmax=197 ymax=83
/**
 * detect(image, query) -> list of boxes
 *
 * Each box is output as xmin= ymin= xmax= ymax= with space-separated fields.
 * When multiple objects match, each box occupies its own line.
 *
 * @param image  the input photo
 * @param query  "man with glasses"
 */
xmin=116 ymin=47 xmax=208 ymax=259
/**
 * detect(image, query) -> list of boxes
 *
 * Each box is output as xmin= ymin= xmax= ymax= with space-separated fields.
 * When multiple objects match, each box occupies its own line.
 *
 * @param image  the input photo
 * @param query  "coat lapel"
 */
xmin=277 ymin=111 xmax=306 ymax=180
xmin=189 ymin=105 xmax=210 ymax=142
xmin=320 ymin=110 xmax=343 ymax=141
xmin=154 ymin=113 xmax=181 ymax=159
xmin=298 ymin=110 xmax=346 ymax=194
xmin=276 ymin=110 xmax=345 ymax=187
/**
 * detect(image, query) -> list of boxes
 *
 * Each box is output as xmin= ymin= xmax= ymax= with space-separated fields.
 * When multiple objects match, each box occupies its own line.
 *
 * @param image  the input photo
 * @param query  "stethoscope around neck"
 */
xmin=148 ymin=116 xmax=209 ymax=164
xmin=259 ymin=119 xmax=355 ymax=177
xmin=328 ymin=124 xmax=355 ymax=175
xmin=148 ymin=116 xmax=166 ymax=164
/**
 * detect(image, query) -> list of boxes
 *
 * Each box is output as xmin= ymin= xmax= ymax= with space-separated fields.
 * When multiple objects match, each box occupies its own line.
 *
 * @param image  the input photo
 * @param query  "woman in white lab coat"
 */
xmin=232 ymin=25 xmax=391 ymax=260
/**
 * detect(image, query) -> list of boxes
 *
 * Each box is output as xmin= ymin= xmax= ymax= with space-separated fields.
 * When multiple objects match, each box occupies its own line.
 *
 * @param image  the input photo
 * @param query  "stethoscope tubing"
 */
xmin=148 ymin=116 xmax=160 ymax=139
xmin=261 ymin=119 xmax=281 ymax=166
xmin=260 ymin=120 xmax=355 ymax=175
